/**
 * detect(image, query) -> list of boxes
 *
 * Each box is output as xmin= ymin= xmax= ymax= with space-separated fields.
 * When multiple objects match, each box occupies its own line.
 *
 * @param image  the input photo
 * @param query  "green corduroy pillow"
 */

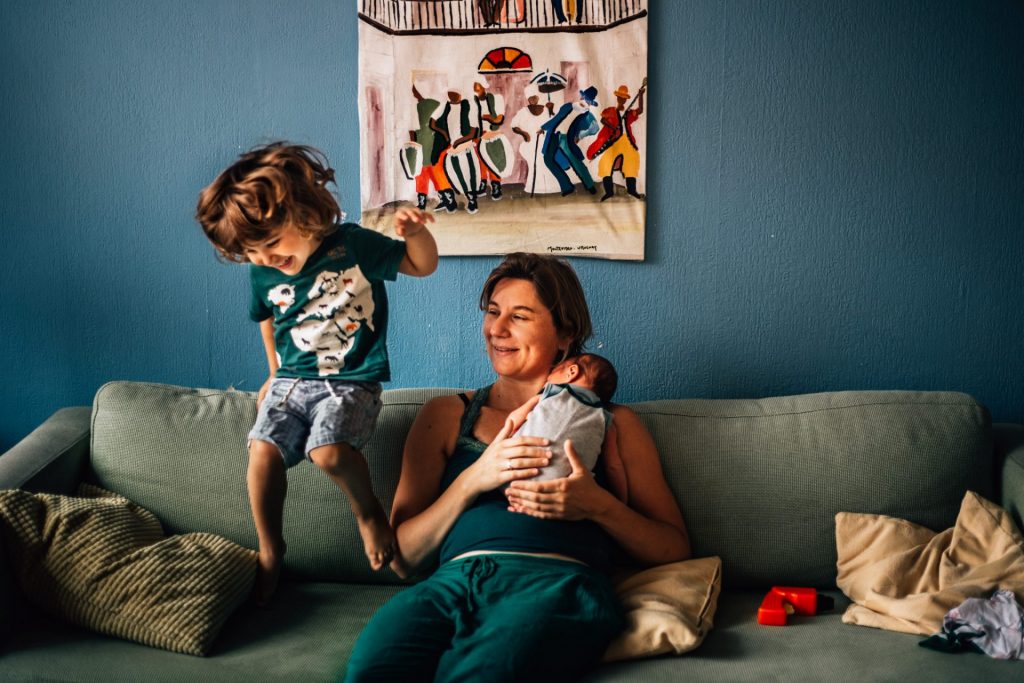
xmin=0 ymin=485 xmax=256 ymax=656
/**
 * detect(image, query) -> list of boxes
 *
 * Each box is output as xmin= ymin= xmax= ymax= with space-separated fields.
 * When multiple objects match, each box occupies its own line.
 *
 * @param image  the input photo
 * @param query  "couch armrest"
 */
xmin=994 ymin=423 xmax=1024 ymax=533
xmin=0 ymin=407 xmax=91 ymax=493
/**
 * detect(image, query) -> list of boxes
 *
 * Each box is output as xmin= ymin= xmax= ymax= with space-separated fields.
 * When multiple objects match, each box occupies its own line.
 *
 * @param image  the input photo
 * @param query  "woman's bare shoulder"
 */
xmin=606 ymin=404 xmax=659 ymax=460
xmin=411 ymin=392 xmax=473 ymax=453
xmin=419 ymin=392 xmax=473 ymax=420
xmin=607 ymin=403 xmax=646 ymax=430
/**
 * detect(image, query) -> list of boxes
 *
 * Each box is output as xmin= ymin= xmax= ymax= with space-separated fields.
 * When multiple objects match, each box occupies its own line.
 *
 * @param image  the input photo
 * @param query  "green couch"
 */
xmin=1 ymin=382 xmax=1022 ymax=681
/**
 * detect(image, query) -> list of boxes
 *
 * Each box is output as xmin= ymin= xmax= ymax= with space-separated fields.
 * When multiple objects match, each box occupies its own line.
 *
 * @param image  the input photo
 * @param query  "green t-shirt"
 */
xmin=248 ymin=223 xmax=407 ymax=381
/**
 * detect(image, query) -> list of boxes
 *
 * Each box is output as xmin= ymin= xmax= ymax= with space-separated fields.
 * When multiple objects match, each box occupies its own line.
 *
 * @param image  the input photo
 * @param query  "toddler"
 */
xmin=196 ymin=142 xmax=438 ymax=604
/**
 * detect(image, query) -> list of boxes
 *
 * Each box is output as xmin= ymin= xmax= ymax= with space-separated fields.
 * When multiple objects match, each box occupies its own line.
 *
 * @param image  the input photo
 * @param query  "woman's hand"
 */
xmin=462 ymin=417 xmax=552 ymax=496
xmin=504 ymin=440 xmax=613 ymax=521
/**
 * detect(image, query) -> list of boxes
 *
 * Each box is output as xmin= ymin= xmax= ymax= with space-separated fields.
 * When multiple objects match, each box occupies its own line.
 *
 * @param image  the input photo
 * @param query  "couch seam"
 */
xmin=633 ymin=400 xmax=983 ymax=420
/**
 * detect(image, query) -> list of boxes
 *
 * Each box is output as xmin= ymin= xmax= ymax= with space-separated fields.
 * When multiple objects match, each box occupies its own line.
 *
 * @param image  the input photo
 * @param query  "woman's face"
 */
xmin=483 ymin=278 xmax=567 ymax=382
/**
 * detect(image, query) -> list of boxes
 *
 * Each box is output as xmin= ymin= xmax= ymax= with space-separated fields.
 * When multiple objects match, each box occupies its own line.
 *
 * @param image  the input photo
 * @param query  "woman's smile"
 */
xmin=483 ymin=278 xmax=563 ymax=379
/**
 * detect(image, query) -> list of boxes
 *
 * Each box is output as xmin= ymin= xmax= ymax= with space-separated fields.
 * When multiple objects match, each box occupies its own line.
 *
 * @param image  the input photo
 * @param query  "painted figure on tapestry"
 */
xmin=510 ymin=86 xmax=560 ymax=195
xmin=541 ymin=86 xmax=599 ymax=197
xmin=408 ymin=84 xmax=452 ymax=211
xmin=429 ymin=90 xmax=480 ymax=213
xmin=472 ymin=77 xmax=509 ymax=200
xmin=588 ymin=80 xmax=647 ymax=201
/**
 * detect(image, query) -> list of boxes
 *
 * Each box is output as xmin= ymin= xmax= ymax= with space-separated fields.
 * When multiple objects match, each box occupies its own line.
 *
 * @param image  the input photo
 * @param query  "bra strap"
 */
xmin=456 ymin=385 xmax=491 ymax=440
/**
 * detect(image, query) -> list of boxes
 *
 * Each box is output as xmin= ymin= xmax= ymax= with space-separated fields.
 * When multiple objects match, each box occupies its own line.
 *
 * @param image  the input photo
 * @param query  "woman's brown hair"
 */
xmin=480 ymin=252 xmax=593 ymax=361
xmin=195 ymin=142 xmax=341 ymax=262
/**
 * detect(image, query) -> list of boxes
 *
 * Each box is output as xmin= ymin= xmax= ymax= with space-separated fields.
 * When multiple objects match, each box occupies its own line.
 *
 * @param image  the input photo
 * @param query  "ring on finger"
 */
xmin=506 ymin=459 xmax=513 ymax=470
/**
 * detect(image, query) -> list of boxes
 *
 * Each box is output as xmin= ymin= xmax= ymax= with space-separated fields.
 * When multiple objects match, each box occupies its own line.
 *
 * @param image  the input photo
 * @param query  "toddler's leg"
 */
xmin=248 ymin=439 xmax=288 ymax=606
xmin=309 ymin=444 xmax=396 ymax=570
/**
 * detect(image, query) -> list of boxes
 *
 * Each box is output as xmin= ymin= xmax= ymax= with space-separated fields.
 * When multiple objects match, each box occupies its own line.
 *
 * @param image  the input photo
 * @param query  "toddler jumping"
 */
xmin=196 ymin=142 xmax=438 ymax=604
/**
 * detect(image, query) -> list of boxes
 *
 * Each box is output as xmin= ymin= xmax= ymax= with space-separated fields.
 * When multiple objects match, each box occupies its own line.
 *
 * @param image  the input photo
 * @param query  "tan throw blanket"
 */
xmin=836 ymin=491 xmax=1024 ymax=635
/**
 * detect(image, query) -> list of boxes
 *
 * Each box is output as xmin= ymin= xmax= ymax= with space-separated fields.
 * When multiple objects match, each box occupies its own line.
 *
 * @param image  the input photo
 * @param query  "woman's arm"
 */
xmin=505 ymin=405 xmax=691 ymax=566
xmin=388 ymin=396 xmax=463 ymax=577
xmin=389 ymin=396 xmax=552 ymax=578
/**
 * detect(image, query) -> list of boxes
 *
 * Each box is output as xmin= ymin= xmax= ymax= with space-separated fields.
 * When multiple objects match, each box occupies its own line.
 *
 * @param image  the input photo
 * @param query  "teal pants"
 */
xmin=343 ymin=554 xmax=624 ymax=683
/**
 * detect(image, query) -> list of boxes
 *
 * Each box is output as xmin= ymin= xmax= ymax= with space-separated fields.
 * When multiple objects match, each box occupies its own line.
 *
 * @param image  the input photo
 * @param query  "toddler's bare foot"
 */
xmin=357 ymin=507 xmax=396 ymax=571
xmin=254 ymin=542 xmax=285 ymax=607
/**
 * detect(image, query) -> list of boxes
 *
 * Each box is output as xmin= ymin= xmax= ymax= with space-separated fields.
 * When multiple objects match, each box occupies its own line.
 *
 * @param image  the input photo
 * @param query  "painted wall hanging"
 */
xmin=358 ymin=0 xmax=649 ymax=260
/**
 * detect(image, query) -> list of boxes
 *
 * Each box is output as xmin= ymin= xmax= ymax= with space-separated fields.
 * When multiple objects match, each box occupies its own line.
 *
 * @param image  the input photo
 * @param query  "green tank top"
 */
xmin=437 ymin=386 xmax=613 ymax=573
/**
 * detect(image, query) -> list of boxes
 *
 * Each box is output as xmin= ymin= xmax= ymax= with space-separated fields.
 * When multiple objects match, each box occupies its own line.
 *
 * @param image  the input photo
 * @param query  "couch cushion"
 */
xmin=89 ymin=382 xmax=454 ymax=583
xmin=0 ymin=580 xmax=404 ymax=682
xmin=632 ymin=391 xmax=992 ymax=588
xmin=0 ymin=484 xmax=255 ymax=655
xmin=7 ymin=586 xmax=1013 ymax=682
xmin=584 ymin=590 xmax=1019 ymax=682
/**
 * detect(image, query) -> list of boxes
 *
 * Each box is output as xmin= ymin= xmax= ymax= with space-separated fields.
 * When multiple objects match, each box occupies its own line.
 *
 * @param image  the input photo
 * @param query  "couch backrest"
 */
xmin=90 ymin=383 xmax=992 ymax=587
xmin=634 ymin=391 xmax=992 ymax=587
xmin=89 ymin=383 xmax=451 ymax=584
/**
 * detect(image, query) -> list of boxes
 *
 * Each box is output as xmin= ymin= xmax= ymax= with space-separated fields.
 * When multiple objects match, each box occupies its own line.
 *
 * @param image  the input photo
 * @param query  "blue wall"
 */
xmin=2 ymin=1 xmax=1022 ymax=451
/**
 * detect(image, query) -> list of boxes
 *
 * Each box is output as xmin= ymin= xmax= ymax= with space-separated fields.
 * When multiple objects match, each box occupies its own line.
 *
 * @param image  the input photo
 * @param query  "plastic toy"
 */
xmin=757 ymin=586 xmax=835 ymax=626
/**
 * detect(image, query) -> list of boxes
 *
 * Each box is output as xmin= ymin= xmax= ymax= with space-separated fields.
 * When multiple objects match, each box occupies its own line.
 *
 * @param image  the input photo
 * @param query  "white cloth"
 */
xmin=933 ymin=590 xmax=1024 ymax=660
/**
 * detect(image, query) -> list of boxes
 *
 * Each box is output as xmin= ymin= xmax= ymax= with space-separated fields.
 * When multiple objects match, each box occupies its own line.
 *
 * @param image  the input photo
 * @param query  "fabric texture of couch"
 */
xmin=1 ymin=381 xmax=1022 ymax=681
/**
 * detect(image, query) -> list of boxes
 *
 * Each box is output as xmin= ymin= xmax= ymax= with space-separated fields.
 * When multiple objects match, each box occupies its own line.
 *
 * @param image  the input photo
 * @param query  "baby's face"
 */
xmin=546 ymin=358 xmax=595 ymax=391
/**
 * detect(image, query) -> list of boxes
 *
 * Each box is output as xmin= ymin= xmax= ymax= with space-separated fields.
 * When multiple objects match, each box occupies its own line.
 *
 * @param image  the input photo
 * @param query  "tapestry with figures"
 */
xmin=358 ymin=0 xmax=649 ymax=260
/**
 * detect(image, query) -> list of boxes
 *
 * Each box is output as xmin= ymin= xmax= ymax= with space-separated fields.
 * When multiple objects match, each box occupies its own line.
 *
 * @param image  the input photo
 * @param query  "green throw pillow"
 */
xmin=0 ymin=484 xmax=256 ymax=656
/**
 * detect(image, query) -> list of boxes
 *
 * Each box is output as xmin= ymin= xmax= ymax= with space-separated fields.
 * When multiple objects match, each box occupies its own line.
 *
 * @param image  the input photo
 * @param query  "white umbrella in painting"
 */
xmin=529 ymin=69 xmax=567 ymax=108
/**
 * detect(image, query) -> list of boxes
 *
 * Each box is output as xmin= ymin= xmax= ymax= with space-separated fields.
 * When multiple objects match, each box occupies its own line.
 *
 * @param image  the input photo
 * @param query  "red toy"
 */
xmin=757 ymin=586 xmax=834 ymax=626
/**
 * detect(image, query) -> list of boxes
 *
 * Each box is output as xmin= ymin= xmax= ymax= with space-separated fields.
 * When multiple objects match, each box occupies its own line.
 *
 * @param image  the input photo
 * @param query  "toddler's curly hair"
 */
xmin=196 ymin=142 xmax=341 ymax=262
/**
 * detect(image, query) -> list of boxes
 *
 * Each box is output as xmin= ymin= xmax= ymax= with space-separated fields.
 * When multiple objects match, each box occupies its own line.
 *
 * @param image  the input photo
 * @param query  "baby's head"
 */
xmin=546 ymin=353 xmax=618 ymax=404
xmin=196 ymin=142 xmax=341 ymax=265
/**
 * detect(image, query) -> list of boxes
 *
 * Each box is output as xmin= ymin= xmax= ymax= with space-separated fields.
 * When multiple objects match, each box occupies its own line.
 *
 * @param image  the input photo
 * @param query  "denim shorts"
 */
xmin=248 ymin=377 xmax=383 ymax=468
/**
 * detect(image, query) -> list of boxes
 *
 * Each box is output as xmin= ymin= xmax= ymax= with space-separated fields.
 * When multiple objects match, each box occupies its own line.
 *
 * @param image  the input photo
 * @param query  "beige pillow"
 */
xmin=0 ymin=485 xmax=256 ymax=656
xmin=603 ymin=555 xmax=721 ymax=662
xmin=836 ymin=490 xmax=1024 ymax=635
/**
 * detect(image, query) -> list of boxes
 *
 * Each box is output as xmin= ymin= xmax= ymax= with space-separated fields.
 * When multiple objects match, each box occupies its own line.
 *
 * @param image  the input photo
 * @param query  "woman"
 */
xmin=345 ymin=253 xmax=690 ymax=682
